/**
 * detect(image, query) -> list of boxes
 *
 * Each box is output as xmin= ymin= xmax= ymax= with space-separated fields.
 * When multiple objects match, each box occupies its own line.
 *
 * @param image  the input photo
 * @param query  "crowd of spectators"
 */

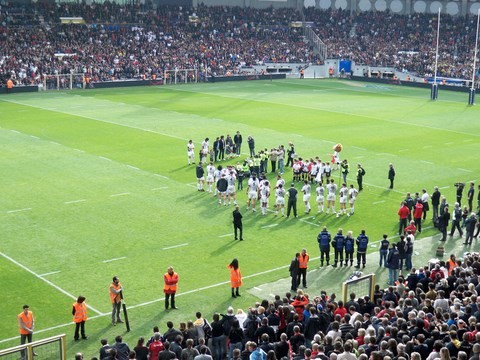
xmin=1 ymin=2 xmax=479 ymax=86
xmin=86 ymin=251 xmax=480 ymax=360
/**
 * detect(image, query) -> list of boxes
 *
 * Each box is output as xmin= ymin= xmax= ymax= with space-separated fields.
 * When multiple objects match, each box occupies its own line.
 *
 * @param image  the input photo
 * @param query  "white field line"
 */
xmin=458 ymin=168 xmax=473 ymax=173
xmin=50 ymin=141 xmax=61 ymax=146
xmin=351 ymin=146 xmax=366 ymax=151
xmin=186 ymin=183 xmax=198 ymax=189
xmin=73 ymin=148 xmax=85 ymax=153
xmin=0 ymin=227 xmax=438 ymax=344
xmin=162 ymin=243 xmax=189 ymax=250
xmin=110 ymin=192 xmax=130 ymax=197
xmin=219 ymin=233 xmax=234 ymax=238
xmin=398 ymin=149 xmax=409 ymax=152
xmin=102 ymin=257 xmax=127 ymax=263
xmin=0 ymin=252 xmax=103 ymax=315
xmin=64 ymin=199 xmax=86 ymax=205
xmin=11 ymin=130 xmax=21 ymax=134
xmin=254 ymin=287 xmax=263 ymax=291
xmin=30 ymin=135 xmax=40 ymax=140
xmin=154 ymin=174 xmax=170 ymax=180
xmin=39 ymin=271 xmax=61 ymax=277
xmin=299 ymin=219 xmax=320 ymax=227
xmin=372 ymin=200 xmax=386 ymax=204
xmin=99 ymin=156 xmax=112 ymax=161
xmin=7 ymin=208 xmax=32 ymax=214
xmin=261 ymin=224 xmax=279 ymax=229
xmin=439 ymin=186 xmax=450 ymax=189
xmin=127 ymin=165 xmax=140 ymax=171
xmin=420 ymin=160 xmax=433 ymax=165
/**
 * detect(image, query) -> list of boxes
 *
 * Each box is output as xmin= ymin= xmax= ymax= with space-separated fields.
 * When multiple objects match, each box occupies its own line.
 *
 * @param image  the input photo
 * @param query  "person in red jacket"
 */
xmin=404 ymin=220 xmax=417 ymax=236
xmin=291 ymin=291 xmax=309 ymax=321
xmin=398 ymin=202 xmax=410 ymax=235
xmin=413 ymin=201 xmax=424 ymax=233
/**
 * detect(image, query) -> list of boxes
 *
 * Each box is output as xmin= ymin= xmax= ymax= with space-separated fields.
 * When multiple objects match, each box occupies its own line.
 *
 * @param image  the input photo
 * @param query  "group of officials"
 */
xmin=18 ymin=269 xmax=180 ymax=350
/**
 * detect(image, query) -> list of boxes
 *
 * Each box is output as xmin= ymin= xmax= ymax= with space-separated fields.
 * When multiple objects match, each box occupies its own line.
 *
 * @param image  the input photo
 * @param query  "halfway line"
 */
xmin=39 ymin=271 xmax=61 ymax=277
xmin=163 ymin=243 xmax=189 ymax=250
xmin=64 ymin=199 xmax=86 ymax=205
xmin=102 ymin=257 xmax=127 ymax=263
xmin=7 ymin=208 xmax=32 ymax=214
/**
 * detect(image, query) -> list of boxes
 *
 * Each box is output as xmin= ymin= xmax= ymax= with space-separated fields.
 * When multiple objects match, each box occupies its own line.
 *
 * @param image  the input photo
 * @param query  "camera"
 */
xmin=454 ymin=182 xmax=465 ymax=189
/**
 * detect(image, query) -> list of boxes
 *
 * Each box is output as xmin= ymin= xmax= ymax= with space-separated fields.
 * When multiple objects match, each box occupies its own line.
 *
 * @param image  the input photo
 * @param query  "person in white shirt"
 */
xmin=302 ymin=180 xmax=312 ymax=214
xmin=275 ymin=174 xmax=285 ymax=189
xmin=275 ymin=184 xmax=286 ymax=216
xmin=201 ymin=138 xmax=209 ymax=164
xmin=206 ymin=162 xmax=215 ymax=193
xmin=347 ymin=184 xmax=358 ymax=216
xmin=315 ymin=161 xmax=325 ymax=184
xmin=213 ymin=165 xmax=222 ymax=196
xmin=247 ymin=174 xmax=260 ymax=212
xmin=227 ymin=171 xmax=237 ymax=205
xmin=187 ymin=140 xmax=195 ymax=165
xmin=260 ymin=180 xmax=270 ymax=215
xmin=338 ymin=183 xmax=348 ymax=217
xmin=316 ymin=182 xmax=325 ymax=213
xmin=326 ymin=179 xmax=337 ymax=215
xmin=421 ymin=189 xmax=430 ymax=220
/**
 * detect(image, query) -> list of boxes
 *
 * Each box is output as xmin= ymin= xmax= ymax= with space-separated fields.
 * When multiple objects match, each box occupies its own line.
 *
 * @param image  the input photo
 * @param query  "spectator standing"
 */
xmin=398 ymin=202 xmax=410 ymax=235
xmin=289 ymin=253 xmax=300 ymax=291
xmin=148 ymin=334 xmax=164 ymax=360
xmin=388 ymin=164 xmax=395 ymax=189
xmin=386 ymin=243 xmax=400 ymax=285
xmin=228 ymin=258 xmax=242 ymax=298
xmin=431 ymin=186 xmax=441 ymax=221
xmin=413 ymin=201 xmax=423 ymax=233
xmin=248 ymin=136 xmax=255 ymax=157
xmin=72 ymin=295 xmax=88 ymax=341
xmin=134 ymin=337 xmax=148 ymax=360
xmin=450 ymin=203 xmax=463 ymax=237
xmin=234 ymin=131 xmax=242 ymax=156
xmin=468 ymin=182 xmax=475 ymax=212
xmin=232 ymin=205 xmax=243 ymax=241
xmin=379 ymin=234 xmax=389 ymax=267
xmin=438 ymin=206 xmax=451 ymax=241
xmin=113 ymin=335 xmax=131 ymax=360
xmin=464 ymin=213 xmax=478 ymax=245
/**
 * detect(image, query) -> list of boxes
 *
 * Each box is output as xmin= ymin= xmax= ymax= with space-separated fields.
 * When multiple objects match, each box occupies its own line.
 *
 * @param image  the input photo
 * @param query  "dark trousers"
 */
xmin=432 ymin=205 xmax=439 ymax=220
xmin=320 ymin=246 xmax=330 ymax=265
xmin=297 ymin=268 xmax=307 ymax=287
xmin=414 ymin=217 xmax=422 ymax=232
xmin=74 ymin=321 xmax=86 ymax=340
xmin=219 ymin=149 xmax=225 ymax=160
xmin=357 ymin=178 xmax=363 ymax=191
xmin=286 ymin=156 xmax=293 ymax=167
xmin=234 ymin=223 xmax=243 ymax=240
xmin=450 ymin=220 xmax=463 ymax=236
xmin=357 ymin=252 xmax=366 ymax=266
xmin=389 ymin=178 xmax=394 ymax=189
xmin=290 ymin=272 xmax=298 ymax=291
xmin=440 ymin=226 xmax=447 ymax=241
xmin=20 ymin=333 xmax=32 ymax=359
xmin=271 ymin=161 xmax=277 ymax=173
xmin=165 ymin=293 xmax=176 ymax=309
xmin=345 ymin=251 xmax=354 ymax=265
xmin=334 ymin=249 xmax=344 ymax=265
xmin=287 ymin=200 xmax=297 ymax=217
xmin=399 ymin=218 xmax=408 ymax=235
xmin=235 ymin=144 xmax=241 ymax=155
xmin=249 ymin=148 xmax=255 ymax=157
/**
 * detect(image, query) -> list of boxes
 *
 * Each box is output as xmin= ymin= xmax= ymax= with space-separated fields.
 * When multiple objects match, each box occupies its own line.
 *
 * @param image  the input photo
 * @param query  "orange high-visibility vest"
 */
xmin=110 ymin=282 xmax=122 ymax=303
xmin=228 ymin=266 xmax=242 ymax=288
xmin=7 ymin=79 xmax=14 ymax=89
xmin=164 ymin=272 xmax=178 ymax=294
xmin=73 ymin=302 xmax=87 ymax=323
xmin=299 ymin=254 xmax=309 ymax=269
xmin=18 ymin=311 xmax=33 ymax=335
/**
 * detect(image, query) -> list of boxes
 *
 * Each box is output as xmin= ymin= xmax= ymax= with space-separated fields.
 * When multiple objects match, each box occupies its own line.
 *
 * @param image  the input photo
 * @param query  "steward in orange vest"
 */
xmin=297 ymin=249 xmax=309 ymax=289
xmin=228 ymin=258 xmax=242 ymax=298
xmin=6 ymin=78 xmax=14 ymax=93
xmin=18 ymin=305 xmax=34 ymax=345
xmin=164 ymin=266 xmax=179 ymax=310
xmin=72 ymin=295 xmax=88 ymax=341
xmin=110 ymin=276 xmax=124 ymax=326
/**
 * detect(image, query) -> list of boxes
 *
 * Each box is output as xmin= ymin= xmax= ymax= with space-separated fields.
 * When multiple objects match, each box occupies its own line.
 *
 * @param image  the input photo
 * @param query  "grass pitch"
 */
xmin=0 ymin=79 xmax=478 ymax=358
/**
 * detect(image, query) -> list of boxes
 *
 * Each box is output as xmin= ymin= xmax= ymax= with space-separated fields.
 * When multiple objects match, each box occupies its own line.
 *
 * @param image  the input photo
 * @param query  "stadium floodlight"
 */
xmin=431 ymin=8 xmax=441 ymax=101
xmin=468 ymin=9 xmax=480 ymax=105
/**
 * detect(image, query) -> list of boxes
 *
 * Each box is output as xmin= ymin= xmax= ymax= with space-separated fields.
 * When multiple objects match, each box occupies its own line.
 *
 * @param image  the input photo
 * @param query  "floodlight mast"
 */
xmin=431 ymin=8 xmax=441 ymax=100
xmin=468 ymin=9 xmax=480 ymax=105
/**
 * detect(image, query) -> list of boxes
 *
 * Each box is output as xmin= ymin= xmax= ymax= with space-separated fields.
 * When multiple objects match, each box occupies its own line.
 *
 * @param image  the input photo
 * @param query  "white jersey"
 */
xmin=206 ymin=165 xmax=215 ymax=182
xmin=187 ymin=142 xmax=195 ymax=154
xmin=310 ymin=163 xmax=319 ymax=176
xmin=326 ymin=183 xmax=337 ymax=201
xmin=276 ymin=178 xmax=285 ymax=189
xmin=316 ymin=185 xmax=325 ymax=201
xmin=214 ymin=169 xmax=222 ymax=182
xmin=260 ymin=185 xmax=270 ymax=202
xmin=339 ymin=186 xmax=348 ymax=203
xmin=276 ymin=188 xmax=286 ymax=205
xmin=421 ymin=192 xmax=430 ymax=203
xmin=227 ymin=174 xmax=236 ymax=194
xmin=201 ymin=141 xmax=209 ymax=154
xmin=349 ymin=188 xmax=358 ymax=203
xmin=248 ymin=178 xmax=260 ymax=192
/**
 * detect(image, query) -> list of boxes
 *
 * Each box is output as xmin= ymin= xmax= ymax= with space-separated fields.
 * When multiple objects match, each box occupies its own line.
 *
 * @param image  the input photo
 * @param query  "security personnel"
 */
xmin=110 ymin=276 xmax=124 ymax=326
xmin=297 ymin=249 xmax=309 ymax=288
xmin=355 ymin=230 xmax=369 ymax=268
xmin=356 ymin=164 xmax=365 ymax=191
xmin=344 ymin=232 xmax=355 ymax=266
xmin=164 ymin=266 xmax=179 ymax=310
xmin=6 ymin=78 xmax=14 ymax=93
xmin=332 ymin=228 xmax=345 ymax=267
xmin=72 ymin=296 xmax=88 ymax=341
xmin=317 ymin=227 xmax=331 ymax=267
xmin=18 ymin=305 xmax=34 ymax=345
xmin=340 ymin=160 xmax=349 ymax=184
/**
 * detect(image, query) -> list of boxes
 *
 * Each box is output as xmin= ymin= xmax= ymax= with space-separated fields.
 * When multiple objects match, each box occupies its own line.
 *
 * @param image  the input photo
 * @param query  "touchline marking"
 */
xmin=163 ymin=243 xmax=189 ymax=250
xmin=64 ymin=199 xmax=86 ymax=204
xmin=0 ymin=252 xmax=103 ymax=315
xmin=299 ymin=219 xmax=320 ymax=227
xmin=73 ymin=148 xmax=85 ymax=153
xmin=439 ymin=186 xmax=450 ymax=189
xmin=458 ymin=168 xmax=473 ymax=173
xmin=261 ymin=224 xmax=279 ymax=229
xmin=30 ymin=135 xmax=40 ymax=140
xmin=154 ymin=174 xmax=170 ymax=179
xmin=351 ymin=146 xmax=366 ymax=151
xmin=187 ymin=183 xmax=197 ymax=189
xmin=127 ymin=165 xmax=140 ymax=170
xmin=7 ymin=208 xmax=32 ymax=214
xmin=254 ymin=287 xmax=262 ymax=291
xmin=99 ymin=156 xmax=112 ymax=161
xmin=39 ymin=271 xmax=61 ymax=277
xmin=11 ymin=129 xmax=21 ymax=134
xmin=372 ymin=200 xmax=386 ymax=204
xmin=50 ymin=141 xmax=61 ymax=146
xmin=110 ymin=192 xmax=130 ymax=197
xmin=219 ymin=233 xmax=234 ymax=238
xmin=102 ymin=257 xmax=127 ymax=263
xmin=420 ymin=160 xmax=433 ymax=164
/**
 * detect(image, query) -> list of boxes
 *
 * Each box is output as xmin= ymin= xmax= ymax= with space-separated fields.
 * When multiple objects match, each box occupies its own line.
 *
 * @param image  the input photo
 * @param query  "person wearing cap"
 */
xmin=388 ymin=163 xmax=395 ymax=189
xmin=110 ymin=276 xmax=124 ymax=326
xmin=18 ymin=304 xmax=34 ymax=347
xmin=72 ymin=295 xmax=88 ymax=341
xmin=356 ymin=164 xmax=365 ymax=191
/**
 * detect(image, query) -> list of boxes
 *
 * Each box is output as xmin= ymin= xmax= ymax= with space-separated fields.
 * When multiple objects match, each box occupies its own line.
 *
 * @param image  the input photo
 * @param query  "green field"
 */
xmin=0 ymin=79 xmax=478 ymax=358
